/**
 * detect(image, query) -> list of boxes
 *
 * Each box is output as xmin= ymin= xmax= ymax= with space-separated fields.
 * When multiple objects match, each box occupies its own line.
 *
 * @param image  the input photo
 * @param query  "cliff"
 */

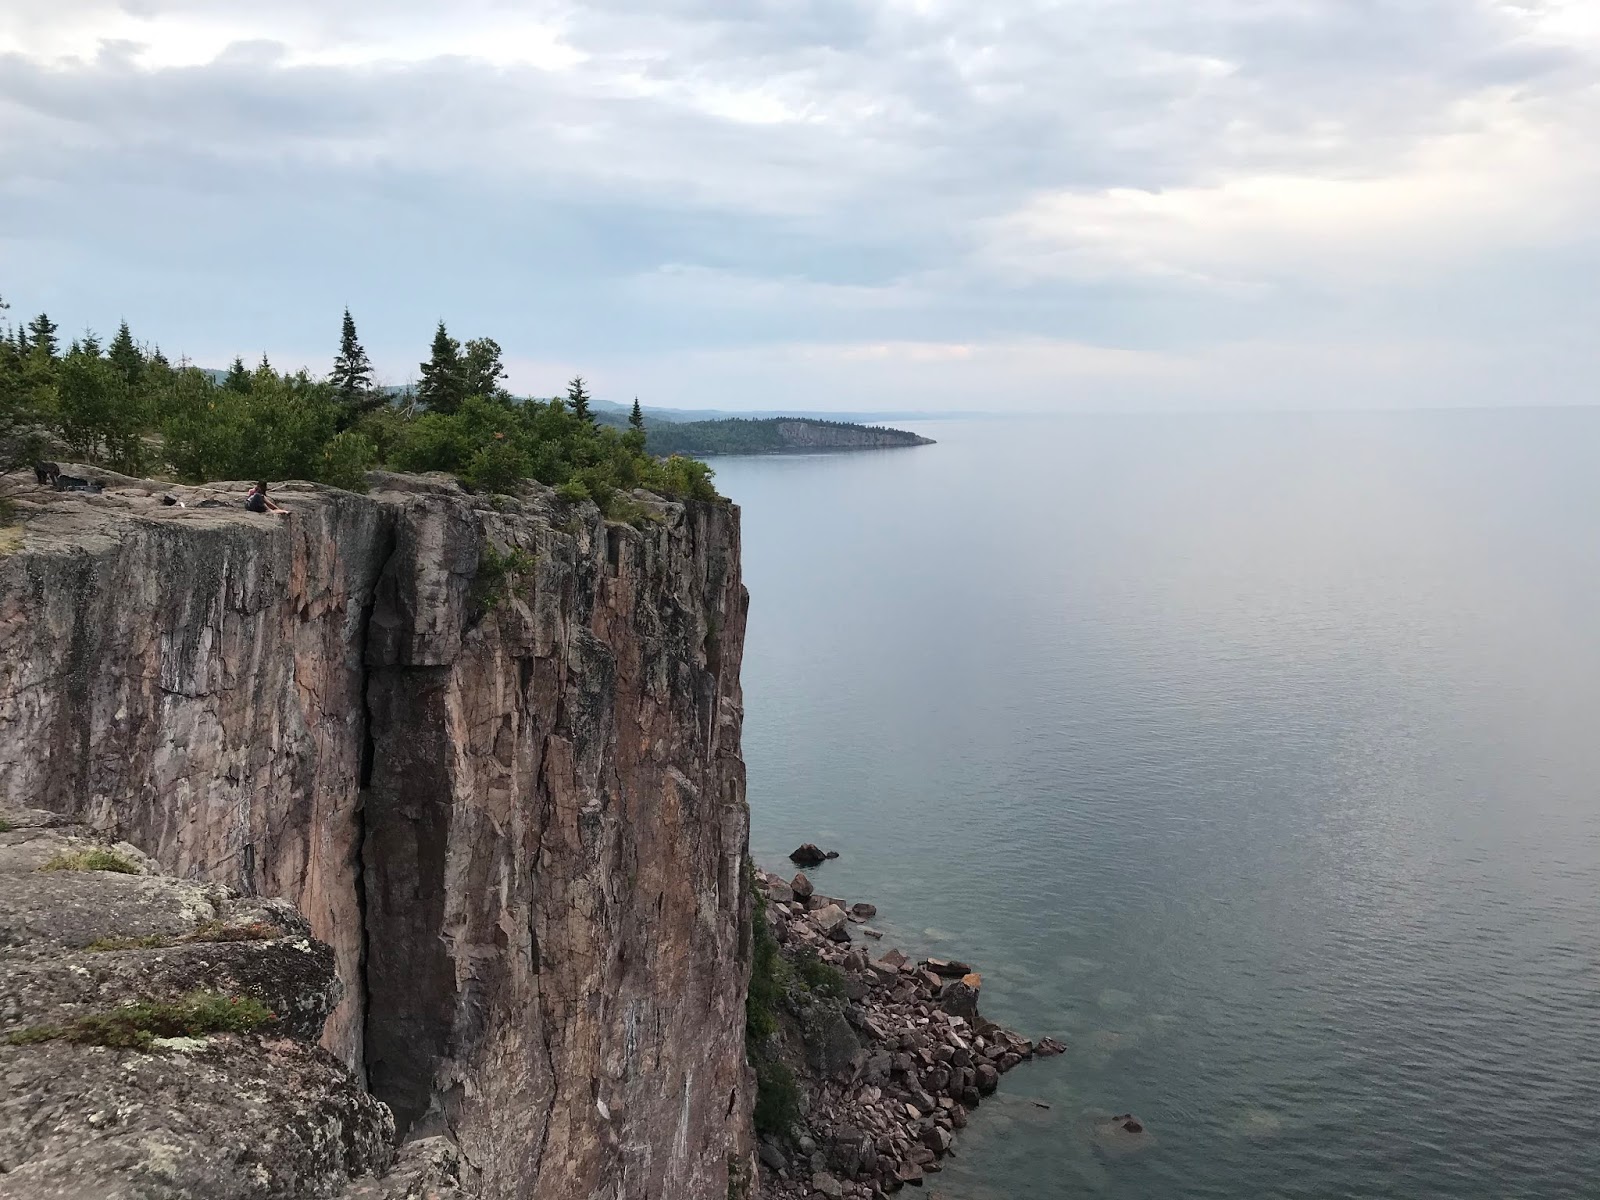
xmin=0 ymin=469 xmax=753 ymax=1200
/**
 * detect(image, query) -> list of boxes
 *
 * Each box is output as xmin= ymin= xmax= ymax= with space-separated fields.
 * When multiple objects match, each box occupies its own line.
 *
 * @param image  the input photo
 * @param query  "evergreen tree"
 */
xmin=224 ymin=356 xmax=251 ymax=393
xmin=108 ymin=320 xmax=143 ymax=387
xmin=462 ymin=337 xmax=508 ymax=401
xmin=329 ymin=308 xmax=375 ymax=414
xmin=150 ymin=346 xmax=170 ymax=369
xmin=623 ymin=398 xmax=646 ymax=454
xmin=417 ymin=321 xmax=465 ymax=414
xmin=79 ymin=332 xmax=102 ymax=359
xmin=566 ymin=376 xmax=593 ymax=426
xmin=26 ymin=313 xmax=58 ymax=360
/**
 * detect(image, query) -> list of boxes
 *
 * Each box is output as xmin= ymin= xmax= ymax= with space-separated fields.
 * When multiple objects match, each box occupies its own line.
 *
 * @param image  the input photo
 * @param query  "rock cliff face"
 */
xmin=0 ymin=470 xmax=753 ymax=1200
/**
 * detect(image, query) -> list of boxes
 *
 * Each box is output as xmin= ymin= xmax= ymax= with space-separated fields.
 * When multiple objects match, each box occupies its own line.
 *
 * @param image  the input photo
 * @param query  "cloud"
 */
xmin=0 ymin=0 xmax=1596 ymax=408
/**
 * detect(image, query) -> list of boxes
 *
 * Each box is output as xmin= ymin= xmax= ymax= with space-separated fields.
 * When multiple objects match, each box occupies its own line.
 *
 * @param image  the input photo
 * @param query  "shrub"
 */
xmin=319 ymin=430 xmax=377 ymax=492
xmin=791 ymin=947 xmax=846 ymax=998
xmin=752 ymin=1056 xmax=800 ymax=1136
xmin=471 ymin=542 xmax=538 ymax=615
xmin=746 ymin=893 xmax=786 ymax=1041
xmin=462 ymin=439 xmax=530 ymax=494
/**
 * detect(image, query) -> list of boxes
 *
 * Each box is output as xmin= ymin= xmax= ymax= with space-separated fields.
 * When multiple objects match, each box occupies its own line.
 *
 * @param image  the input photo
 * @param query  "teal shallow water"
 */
xmin=717 ymin=410 xmax=1600 ymax=1200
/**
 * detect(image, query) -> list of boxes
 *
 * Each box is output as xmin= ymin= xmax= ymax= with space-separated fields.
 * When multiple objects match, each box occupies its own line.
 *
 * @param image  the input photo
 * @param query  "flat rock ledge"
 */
xmin=0 ymin=804 xmax=476 ymax=1199
xmin=752 ymin=870 xmax=1064 ymax=1198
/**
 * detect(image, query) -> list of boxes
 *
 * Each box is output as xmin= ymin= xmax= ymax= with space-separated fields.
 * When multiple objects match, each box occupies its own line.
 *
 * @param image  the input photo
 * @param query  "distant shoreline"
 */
xmin=631 ymin=415 xmax=935 ymax=458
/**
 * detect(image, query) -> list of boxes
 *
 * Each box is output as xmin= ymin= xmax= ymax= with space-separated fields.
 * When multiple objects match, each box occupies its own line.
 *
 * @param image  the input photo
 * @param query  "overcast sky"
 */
xmin=2 ymin=1 xmax=1597 ymax=412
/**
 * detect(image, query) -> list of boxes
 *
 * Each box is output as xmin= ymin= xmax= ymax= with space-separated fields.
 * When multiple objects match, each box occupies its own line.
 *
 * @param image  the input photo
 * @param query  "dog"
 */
xmin=34 ymin=461 xmax=60 ymax=485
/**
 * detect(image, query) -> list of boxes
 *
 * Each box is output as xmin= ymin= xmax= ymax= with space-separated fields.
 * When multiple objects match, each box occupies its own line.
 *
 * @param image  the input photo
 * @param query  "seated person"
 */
xmin=244 ymin=482 xmax=287 ymax=514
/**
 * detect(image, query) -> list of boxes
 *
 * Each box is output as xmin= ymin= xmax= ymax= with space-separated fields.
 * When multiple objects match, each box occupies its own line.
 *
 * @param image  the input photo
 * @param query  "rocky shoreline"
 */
xmin=752 ymin=863 xmax=1063 ymax=1198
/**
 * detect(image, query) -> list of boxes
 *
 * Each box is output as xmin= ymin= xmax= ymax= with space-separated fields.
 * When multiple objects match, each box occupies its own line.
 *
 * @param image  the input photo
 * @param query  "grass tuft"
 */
xmin=85 ymin=919 xmax=278 ymax=953
xmin=4 ymin=991 xmax=277 ymax=1050
xmin=40 ymin=848 xmax=142 ymax=874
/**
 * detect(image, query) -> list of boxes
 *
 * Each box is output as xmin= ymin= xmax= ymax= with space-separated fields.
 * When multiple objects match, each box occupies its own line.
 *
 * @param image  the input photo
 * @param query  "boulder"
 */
xmin=920 ymin=1124 xmax=952 ymax=1155
xmin=767 ymin=880 xmax=795 ymax=905
xmin=802 ymin=1004 xmax=866 ymax=1081
xmin=974 ymin=1064 xmax=1000 ymax=1095
xmin=811 ymin=904 xmax=848 ymax=936
xmin=850 ymin=902 xmax=877 ymax=919
xmin=1036 ymin=1036 xmax=1066 ymax=1057
xmin=895 ymin=1161 xmax=924 ymax=1186
xmin=790 ymin=844 xmax=828 ymax=867
xmin=923 ymin=957 xmax=971 ymax=977
xmin=791 ymin=872 xmax=815 ymax=901
xmin=812 ymin=1170 xmax=845 ymax=1199
xmin=939 ymin=979 xmax=980 ymax=1024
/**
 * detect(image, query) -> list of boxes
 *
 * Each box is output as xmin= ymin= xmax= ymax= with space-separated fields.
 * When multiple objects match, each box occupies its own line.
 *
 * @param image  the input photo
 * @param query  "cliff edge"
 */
xmin=0 ymin=468 xmax=753 ymax=1200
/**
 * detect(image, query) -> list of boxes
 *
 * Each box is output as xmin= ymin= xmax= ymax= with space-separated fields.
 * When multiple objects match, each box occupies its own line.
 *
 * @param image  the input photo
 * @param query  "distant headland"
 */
xmin=623 ymin=415 xmax=935 ymax=457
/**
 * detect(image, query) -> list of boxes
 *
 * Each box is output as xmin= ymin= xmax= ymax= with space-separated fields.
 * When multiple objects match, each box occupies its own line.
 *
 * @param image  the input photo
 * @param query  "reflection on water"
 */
xmin=720 ymin=410 xmax=1600 ymax=1200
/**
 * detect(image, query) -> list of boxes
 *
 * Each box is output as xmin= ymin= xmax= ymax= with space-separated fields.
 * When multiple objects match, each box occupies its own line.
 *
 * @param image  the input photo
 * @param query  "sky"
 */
xmin=1 ymin=1 xmax=1597 ymax=413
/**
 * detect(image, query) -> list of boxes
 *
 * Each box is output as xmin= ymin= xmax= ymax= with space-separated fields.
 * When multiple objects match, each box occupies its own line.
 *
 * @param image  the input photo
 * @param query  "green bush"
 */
xmin=752 ymin=1055 xmax=800 ymax=1136
xmin=791 ymin=947 xmax=847 ymax=998
xmin=472 ymin=542 xmax=538 ymax=614
xmin=319 ymin=430 xmax=377 ymax=492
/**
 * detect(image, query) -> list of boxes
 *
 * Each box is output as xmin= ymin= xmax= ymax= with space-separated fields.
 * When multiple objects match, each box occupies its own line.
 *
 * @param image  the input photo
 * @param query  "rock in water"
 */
xmin=790 ymin=843 xmax=828 ymax=867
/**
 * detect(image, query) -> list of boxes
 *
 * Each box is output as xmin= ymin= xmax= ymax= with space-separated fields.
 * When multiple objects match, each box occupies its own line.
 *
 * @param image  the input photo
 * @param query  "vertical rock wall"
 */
xmin=0 ymin=489 xmax=390 ymax=1064
xmin=0 ymin=471 xmax=753 ymax=1200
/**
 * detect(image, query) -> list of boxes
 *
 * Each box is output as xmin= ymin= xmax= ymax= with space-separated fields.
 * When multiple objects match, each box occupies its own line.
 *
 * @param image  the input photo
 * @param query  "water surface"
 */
xmin=717 ymin=410 xmax=1600 ymax=1199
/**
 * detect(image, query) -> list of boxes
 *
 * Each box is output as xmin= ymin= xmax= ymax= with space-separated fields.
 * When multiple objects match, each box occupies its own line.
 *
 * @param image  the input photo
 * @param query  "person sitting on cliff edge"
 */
xmin=244 ymin=481 xmax=288 ymax=515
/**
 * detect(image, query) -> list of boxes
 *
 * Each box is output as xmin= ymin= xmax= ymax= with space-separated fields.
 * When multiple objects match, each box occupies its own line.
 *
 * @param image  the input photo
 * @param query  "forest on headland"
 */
xmin=0 ymin=298 xmax=717 ymax=521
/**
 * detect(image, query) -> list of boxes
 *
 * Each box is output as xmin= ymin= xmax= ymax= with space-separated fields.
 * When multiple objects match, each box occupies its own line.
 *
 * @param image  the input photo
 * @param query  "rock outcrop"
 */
xmin=748 ymin=872 xmax=1064 ymax=1197
xmin=0 ymin=469 xmax=753 ymax=1200
xmin=0 ymin=804 xmax=465 ymax=1198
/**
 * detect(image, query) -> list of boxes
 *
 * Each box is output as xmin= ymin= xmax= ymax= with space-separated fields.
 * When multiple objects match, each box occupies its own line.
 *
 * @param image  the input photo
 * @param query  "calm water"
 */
xmin=717 ymin=411 xmax=1600 ymax=1200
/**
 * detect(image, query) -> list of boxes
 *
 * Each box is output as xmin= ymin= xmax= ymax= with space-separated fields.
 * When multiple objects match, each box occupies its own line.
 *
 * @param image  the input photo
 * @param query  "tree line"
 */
xmin=0 ymin=297 xmax=715 ymax=515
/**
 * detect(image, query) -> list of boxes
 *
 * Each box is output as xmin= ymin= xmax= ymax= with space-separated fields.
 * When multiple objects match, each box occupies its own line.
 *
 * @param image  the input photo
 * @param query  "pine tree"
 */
xmin=108 ymin=320 xmax=143 ymax=387
xmin=329 ymin=308 xmax=375 ymax=414
xmin=463 ymin=337 xmax=508 ymax=401
xmin=417 ymin=321 xmax=465 ymax=414
xmin=566 ymin=376 xmax=593 ymax=425
xmin=628 ymin=398 xmax=644 ymax=431
xmin=26 ymin=313 xmax=58 ymax=360
xmin=224 ymin=356 xmax=251 ymax=393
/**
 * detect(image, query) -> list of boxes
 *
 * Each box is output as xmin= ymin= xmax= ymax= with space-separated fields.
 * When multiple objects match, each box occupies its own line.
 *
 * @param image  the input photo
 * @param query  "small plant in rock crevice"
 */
xmin=471 ymin=542 xmax=538 ymax=615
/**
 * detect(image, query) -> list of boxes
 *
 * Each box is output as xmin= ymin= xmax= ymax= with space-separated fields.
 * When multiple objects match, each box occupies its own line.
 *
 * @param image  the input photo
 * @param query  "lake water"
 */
xmin=715 ymin=410 xmax=1600 ymax=1200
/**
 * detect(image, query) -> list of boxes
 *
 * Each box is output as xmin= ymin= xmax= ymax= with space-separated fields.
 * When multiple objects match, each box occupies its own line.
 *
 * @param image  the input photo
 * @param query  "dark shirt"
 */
xmin=245 ymin=492 xmax=267 ymax=513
